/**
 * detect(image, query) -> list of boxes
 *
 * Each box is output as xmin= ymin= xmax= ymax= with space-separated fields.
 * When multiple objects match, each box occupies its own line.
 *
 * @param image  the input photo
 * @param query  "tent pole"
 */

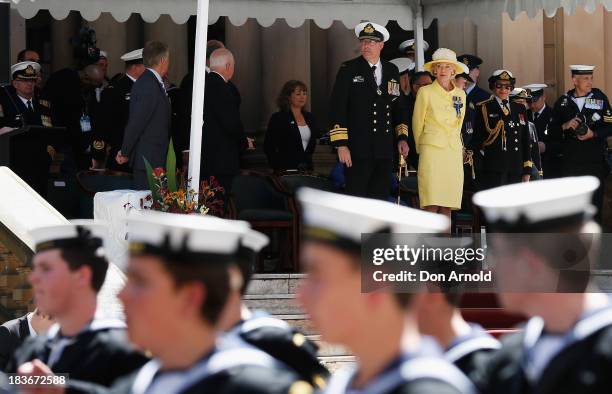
xmin=187 ymin=0 xmax=210 ymax=196
xmin=413 ymin=0 xmax=425 ymax=71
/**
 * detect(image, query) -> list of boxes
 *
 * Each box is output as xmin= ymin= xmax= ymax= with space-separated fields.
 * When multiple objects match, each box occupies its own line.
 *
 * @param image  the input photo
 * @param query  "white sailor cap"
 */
xmin=354 ymin=22 xmax=390 ymax=42
xmin=297 ymin=188 xmax=450 ymax=251
xmin=241 ymin=228 xmax=269 ymax=253
xmin=473 ymin=176 xmax=599 ymax=230
xmin=522 ymin=83 xmax=547 ymax=99
xmin=127 ymin=211 xmax=252 ymax=261
xmin=120 ymin=48 xmax=144 ymax=64
xmin=390 ymin=58 xmax=414 ymax=76
xmin=29 ymin=220 xmax=108 ymax=253
xmin=399 ymin=39 xmax=429 ymax=53
xmin=488 ymin=69 xmax=515 ymax=84
xmin=10 ymin=61 xmax=40 ymax=80
xmin=570 ymin=65 xmax=595 ymax=75
xmin=99 ymin=50 xmax=108 ymax=59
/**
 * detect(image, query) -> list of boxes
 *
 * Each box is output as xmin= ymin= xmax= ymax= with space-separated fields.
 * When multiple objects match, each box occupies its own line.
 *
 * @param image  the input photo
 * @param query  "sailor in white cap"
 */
xmin=218 ymin=225 xmax=329 ymax=389
xmin=548 ymin=65 xmax=612 ymax=222
xmin=11 ymin=220 xmax=148 ymax=390
xmin=399 ymin=38 xmax=430 ymax=63
xmin=296 ymin=188 xmax=476 ymax=394
xmin=112 ymin=212 xmax=312 ymax=394
xmin=468 ymin=69 xmax=533 ymax=189
xmin=91 ymin=48 xmax=145 ymax=171
xmin=471 ymin=176 xmax=612 ymax=394
xmin=329 ymin=22 xmax=410 ymax=201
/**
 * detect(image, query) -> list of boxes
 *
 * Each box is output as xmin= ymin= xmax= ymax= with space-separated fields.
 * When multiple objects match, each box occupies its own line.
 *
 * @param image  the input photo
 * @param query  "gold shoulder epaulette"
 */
xmin=476 ymin=97 xmax=493 ymax=106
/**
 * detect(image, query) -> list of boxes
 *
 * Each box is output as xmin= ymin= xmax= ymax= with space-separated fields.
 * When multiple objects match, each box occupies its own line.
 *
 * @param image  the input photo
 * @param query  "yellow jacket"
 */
xmin=412 ymin=80 xmax=466 ymax=153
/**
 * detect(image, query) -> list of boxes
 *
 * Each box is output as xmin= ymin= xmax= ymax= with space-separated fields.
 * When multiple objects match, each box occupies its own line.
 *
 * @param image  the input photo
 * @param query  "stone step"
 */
xmin=243 ymin=294 xmax=303 ymax=315
xmin=246 ymin=274 xmax=305 ymax=296
xmin=307 ymin=335 xmax=351 ymax=357
xmin=277 ymin=314 xmax=317 ymax=335
xmin=318 ymin=356 xmax=356 ymax=373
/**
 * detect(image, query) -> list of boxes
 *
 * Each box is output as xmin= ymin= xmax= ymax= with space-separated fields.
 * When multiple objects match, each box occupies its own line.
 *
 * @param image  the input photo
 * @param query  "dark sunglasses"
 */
xmin=494 ymin=83 xmax=513 ymax=90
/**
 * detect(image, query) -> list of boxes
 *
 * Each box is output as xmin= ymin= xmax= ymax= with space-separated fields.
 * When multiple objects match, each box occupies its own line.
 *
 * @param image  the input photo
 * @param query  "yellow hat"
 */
xmin=423 ymin=48 xmax=464 ymax=75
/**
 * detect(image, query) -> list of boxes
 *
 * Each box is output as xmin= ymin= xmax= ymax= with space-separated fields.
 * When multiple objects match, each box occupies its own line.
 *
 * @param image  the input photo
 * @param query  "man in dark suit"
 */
xmin=117 ymin=41 xmax=171 ymax=189
xmin=329 ymin=22 xmax=410 ymax=200
xmin=90 ymin=48 xmax=145 ymax=171
xmin=0 ymin=309 xmax=54 ymax=370
xmin=200 ymin=48 xmax=248 ymax=209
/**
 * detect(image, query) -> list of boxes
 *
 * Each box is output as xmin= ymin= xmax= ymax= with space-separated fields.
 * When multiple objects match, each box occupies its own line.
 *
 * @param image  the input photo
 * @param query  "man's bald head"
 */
xmin=209 ymin=48 xmax=235 ymax=81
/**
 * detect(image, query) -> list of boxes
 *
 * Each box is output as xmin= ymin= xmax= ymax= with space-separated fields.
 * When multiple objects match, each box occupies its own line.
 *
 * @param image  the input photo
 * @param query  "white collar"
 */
xmin=465 ymin=83 xmax=476 ymax=95
xmin=495 ymin=95 xmax=509 ymax=107
xmin=126 ymin=73 xmax=137 ymax=83
xmin=211 ymin=71 xmax=227 ymax=83
xmin=536 ymin=105 xmax=546 ymax=116
xmin=367 ymin=59 xmax=382 ymax=69
xmin=17 ymin=94 xmax=33 ymax=107
xmin=27 ymin=312 xmax=37 ymax=337
xmin=147 ymin=68 xmax=164 ymax=86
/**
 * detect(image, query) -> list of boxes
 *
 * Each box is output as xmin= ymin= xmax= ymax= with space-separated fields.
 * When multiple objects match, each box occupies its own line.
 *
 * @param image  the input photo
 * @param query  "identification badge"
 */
xmin=80 ymin=115 xmax=92 ymax=133
xmin=353 ymin=76 xmax=364 ymax=83
xmin=452 ymin=96 xmax=463 ymax=118
xmin=388 ymin=79 xmax=400 ymax=97
xmin=585 ymin=98 xmax=603 ymax=110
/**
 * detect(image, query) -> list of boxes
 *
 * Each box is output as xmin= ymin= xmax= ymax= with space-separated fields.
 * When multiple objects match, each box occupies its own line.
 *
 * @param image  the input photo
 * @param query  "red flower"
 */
xmin=153 ymin=168 xmax=166 ymax=178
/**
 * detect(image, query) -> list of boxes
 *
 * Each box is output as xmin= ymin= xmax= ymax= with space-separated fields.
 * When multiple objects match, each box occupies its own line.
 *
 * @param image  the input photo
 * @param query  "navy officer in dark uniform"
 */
xmin=472 ymin=176 xmax=612 ymax=394
xmin=0 ymin=61 xmax=54 ymax=197
xmin=548 ymin=65 xmax=612 ymax=221
xmin=329 ymin=21 xmax=410 ymax=200
xmin=524 ymin=83 xmax=561 ymax=179
xmin=9 ymin=221 xmax=148 ymax=390
xmin=455 ymin=65 xmax=479 ymax=190
xmin=510 ymin=88 xmax=543 ymax=180
xmin=468 ymin=70 xmax=532 ymax=190
xmin=457 ymin=54 xmax=490 ymax=105
xmin=91 ymin=48 xmax=145 ymax=171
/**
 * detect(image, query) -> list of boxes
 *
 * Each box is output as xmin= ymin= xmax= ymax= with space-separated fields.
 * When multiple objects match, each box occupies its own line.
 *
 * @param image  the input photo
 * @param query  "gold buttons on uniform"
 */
xmin=374 ymin=120 xmax=377 ymax=124
xmin=374 ymin=111 xmax=377 ymax=115
xmin=374 ymin=128 xmax=377 ymax=132
xmin=292 ymin=333 xmax=306 ymax=347
xmin=515 ymin=147 xmax=519 ymax=151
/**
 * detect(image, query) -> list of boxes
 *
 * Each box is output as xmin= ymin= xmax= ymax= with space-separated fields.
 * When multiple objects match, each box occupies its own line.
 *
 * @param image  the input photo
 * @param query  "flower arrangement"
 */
xmin=143 ymin=141 xmax=224 ymax=216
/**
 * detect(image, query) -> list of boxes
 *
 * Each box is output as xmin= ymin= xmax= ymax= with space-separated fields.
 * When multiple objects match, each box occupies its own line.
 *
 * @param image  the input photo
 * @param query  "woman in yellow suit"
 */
xmin=412 ymin=48 xmax=466 ymax=218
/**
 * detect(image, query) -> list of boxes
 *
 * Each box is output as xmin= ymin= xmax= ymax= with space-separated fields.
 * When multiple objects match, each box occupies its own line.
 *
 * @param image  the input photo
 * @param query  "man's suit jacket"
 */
xmin=264 ymin=110 xmax=318 ymax=172
xmin=121 ymin=69 xmax=171 ymax=170
xmin=0 ymin=314 xmax=30 ymax=370
xmin=200 ymin=72 xmax=246 ymax=178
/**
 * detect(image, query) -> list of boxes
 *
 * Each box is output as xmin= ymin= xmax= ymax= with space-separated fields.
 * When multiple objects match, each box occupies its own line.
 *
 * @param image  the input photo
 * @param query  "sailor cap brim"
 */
xmin=120 ymin=48 xmax=144 ymax=63
xmin=354 ymin=22 xmax=390 ymax=42
xmin=399 ymin=39 xmax=429 ymax=52
xmin=29 ymin=220 xmax=108 ymax=253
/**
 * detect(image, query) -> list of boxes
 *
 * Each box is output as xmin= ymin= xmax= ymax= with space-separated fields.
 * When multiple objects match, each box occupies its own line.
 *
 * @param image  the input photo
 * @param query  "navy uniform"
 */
xmin=457 ymin=55 xmax=490 ymax=105
xmin=523 ymin=84 xmax=561 ymax=179
xmin=445 ymin=324 xmax=501 ymax=379
xmin=0 ymin=61 xmax=54 ymax=197
xmin=98 ymin=213 xmax=313 ymax=394
xmin=456 ymin=68 xmax=479 ymax=191
xmin=510 ymin=88 xmax=543 ymax=180
xmin=8 ymin=222 xmax=149 ymax=390
xmin=548 ymin=65 xmax=612 ymax=219
xmin=468 ymin=70 xmax=532 ymax=190
xmin=92 ymin=48 xmax=143 ymax=172
xmin=329 ymin=22 xmax=409 ymax=200
xmin=398 ymin=38 xmax=430 ymax=62
xmin=472 ymin=176 xmax=612 ymax=394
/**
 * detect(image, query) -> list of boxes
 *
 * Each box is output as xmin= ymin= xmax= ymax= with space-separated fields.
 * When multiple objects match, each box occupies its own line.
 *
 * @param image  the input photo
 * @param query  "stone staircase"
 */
xmin=244 ymin=274 xmax=355 ymax=371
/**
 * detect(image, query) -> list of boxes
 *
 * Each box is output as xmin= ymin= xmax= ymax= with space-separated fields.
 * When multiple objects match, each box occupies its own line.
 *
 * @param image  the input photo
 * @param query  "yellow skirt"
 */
xmin=417 ymin=144 xmax=463 ymax=210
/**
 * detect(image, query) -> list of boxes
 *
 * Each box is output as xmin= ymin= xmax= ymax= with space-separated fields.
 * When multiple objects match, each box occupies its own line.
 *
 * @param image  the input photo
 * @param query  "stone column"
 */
xmin=89 ymin=13 xmax=127 ymax=79
xmin=144 ymin=15 xmax=188 ymax=85
xmin=226 ymin=18 xmax=263 ymax=132
xmin=261 ymin=20 xmax=311 ymax=129
xmin=51 ymin=12 xmax=79 ymax=71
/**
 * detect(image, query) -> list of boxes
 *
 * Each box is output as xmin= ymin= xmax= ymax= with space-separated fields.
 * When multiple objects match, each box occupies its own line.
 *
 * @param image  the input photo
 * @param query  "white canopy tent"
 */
xmin=8 ymin=0 xmax=612 ymax=193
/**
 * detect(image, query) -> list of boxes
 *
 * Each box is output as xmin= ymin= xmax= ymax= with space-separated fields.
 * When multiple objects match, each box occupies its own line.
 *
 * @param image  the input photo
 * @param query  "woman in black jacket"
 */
xmin=265 ymin=80 xmax=319 ymax=173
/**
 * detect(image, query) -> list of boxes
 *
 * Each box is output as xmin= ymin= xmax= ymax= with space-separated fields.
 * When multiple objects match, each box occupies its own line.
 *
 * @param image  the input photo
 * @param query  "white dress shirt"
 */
xmin=367 ymin=59 xmax=383 ymax=86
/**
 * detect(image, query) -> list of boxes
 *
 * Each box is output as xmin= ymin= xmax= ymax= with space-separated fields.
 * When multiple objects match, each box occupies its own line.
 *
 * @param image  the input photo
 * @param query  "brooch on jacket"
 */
xmin=453 ymin=96 xmax=463 ymax=118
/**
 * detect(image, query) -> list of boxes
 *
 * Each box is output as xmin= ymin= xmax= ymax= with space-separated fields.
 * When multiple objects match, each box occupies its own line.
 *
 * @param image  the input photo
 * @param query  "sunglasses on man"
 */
xmin=494 ymin=83 xmax=513 ymax=90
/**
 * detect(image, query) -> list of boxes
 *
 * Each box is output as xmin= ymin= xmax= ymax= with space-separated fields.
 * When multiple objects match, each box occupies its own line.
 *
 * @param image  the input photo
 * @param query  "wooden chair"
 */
xmin=228 ymin=170 xmax=299 ymax=272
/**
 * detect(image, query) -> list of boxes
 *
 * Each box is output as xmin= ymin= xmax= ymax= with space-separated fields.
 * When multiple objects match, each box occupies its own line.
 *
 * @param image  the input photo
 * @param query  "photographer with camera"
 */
xmin=549 ymin=65 xmax=612 ymax=221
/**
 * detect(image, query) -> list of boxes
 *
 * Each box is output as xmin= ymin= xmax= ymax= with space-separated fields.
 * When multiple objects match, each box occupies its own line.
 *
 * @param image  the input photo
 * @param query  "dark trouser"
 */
xmin=479 ymin=171 xmax=522 ymax=191
xmin=345 ymin=158 xmax=392 ymax=200
xmin=133 ymin=169 xmax=149 ymax=190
